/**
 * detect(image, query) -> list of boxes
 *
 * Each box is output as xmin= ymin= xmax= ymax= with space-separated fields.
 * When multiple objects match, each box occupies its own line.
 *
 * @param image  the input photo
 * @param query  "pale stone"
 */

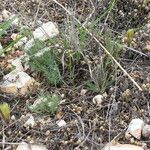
xmin=33 ymin=22 xmax=59 ymax=41
xmin=24 ymin=114 xmax=35 ymax=128
xmin=16 ymin=142 xmax=48 ymax=150
xmin=92 ymin=94 xmax=103 ymax=107
xmin=11 ymin=33 xmax=18 ymax=40
xmin=0 ymin=71 xmax=37 ymax=95
xmin=144 ymin=44 xmax=150 ymax=51
xmin=11 ymin=58 xmax=24 ymax=71
xmin=102 ymin=143 xmax=144 ymax=150
xmin=56 ymin=119 xmax=67 ymax=127
xmin=126 ymin=118 xmax=144 ymax=140
xmin=80 ymin=89 xmax=87 ymax=96
xmin=24 ymin=22 xmax=59 ymax=51
xmin=142 ymin=124 xmax=150 ymax=138
xmin=2 ymin=9 xmax=11 ymax=19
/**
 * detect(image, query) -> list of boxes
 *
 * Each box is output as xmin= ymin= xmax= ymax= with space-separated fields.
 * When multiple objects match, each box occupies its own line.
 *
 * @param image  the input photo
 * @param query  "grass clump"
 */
xmin=85 ymin=32 xmax=122 ymax=94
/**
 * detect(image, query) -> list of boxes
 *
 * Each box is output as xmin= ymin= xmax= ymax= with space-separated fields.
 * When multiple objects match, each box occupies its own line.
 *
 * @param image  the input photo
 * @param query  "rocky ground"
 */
xmin=0 ymin=0 xmax=150 ymax=150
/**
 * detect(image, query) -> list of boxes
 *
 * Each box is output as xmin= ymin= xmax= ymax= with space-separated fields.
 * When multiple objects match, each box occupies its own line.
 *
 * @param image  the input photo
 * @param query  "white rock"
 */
xmin=11 ymin=33 xmax=18 ymax=40
xmin=56 ymin=119 xmax=66 ymax=127
xmin=80 ymin=89 xmax=87 ymax=96
xmin=33 ymin=22 xmax=59 ymax=41
xmin=24 ymin=114 xmax=35 ymax=128
xmin=11 ymin=58 xmax=24 ymax=71
xmin=2 ymin=9 xmax=11 ymax=19
xmin=126 ymin=118 xmax=144 ymax=140
xmin=92 ymin=94 xmax=103 ymax=107
xmin=0 ymin=71 xmax=37 ymax=95
xmin=24 ymin=22 xmax=59 ymax=51
xmin=102 ymin=143 xmax=144 ymax=150
xmin=11 ymin=115 xmax=16 ymax=121
xmin=16 ymin=142 xmax=48 ymax=150
xmin=142 ymin=124 xmax=150 ymax=138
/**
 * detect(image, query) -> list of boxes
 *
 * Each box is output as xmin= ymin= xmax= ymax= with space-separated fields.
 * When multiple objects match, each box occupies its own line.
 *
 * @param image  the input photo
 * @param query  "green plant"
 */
xmin=85 ymin=81 xmax=99 ymax=93
xmin=61 ymin=19 xmax=87 ymax=82
xmin=126 ymin=28 xmax=134 ymax=47
xmin=0 ymin=16 xmax=18 ymax=55
xmin=29 ymin=93 xmax=61 ymax=114
xmin=27 ymin=39 xmax=62 ymax=85
xmin=86 ymin=32 xmax=122 ymax=93
xmin=0 ymin=102 xmax=10 ymax=123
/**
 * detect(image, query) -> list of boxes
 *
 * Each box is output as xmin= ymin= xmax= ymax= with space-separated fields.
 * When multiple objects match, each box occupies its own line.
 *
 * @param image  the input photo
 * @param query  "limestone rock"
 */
xmin=142 ymin=124 xmax=150 ymax=138
xmin=33 ymin=22 xmax=59 ymax=41
xmin=56 ymin=119 xmax=66 ymax=127
xmin=16 ymin=142 xmax=48 ymax=150
xmin=11 ymin=58 xmax=24 ymax=71
xmin=92 ymin=94 xmax=103 ymax=107
xmin=126 ymin=119 xmax=144 ymax=140
xmin=102 ymin=143 xmax=144 ymax=150
xmin=24 ymin=114 xmax=35 ymax=128
xmin=2 ymin=9 xmax=11 ymax=19
xmin=0 ymin=71 xmax=37 ymax=95
xmin=24 ymin=22 xmax=59 ymax=51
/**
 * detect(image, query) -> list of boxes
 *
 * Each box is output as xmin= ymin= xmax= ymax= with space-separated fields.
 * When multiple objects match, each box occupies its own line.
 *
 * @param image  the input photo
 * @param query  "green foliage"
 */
xmin=0 ymin=102 xmax=10 ymax=123
xmin=27 ymin=39 xmax=61 ymax=85
xmin=29 ymin=93 xmax=61 ymax=114
xmin=78 ymin=27 xmax=87 ymax=52
xmin=85 ymin=81 xmax=99 ymax=93
xmin=0 ymin=16 xmax=18 ymax=55
xmin=86 ymin=32 xmax=122 ymax=94
xmin=126 ymin=29 xmax=134 ymax=47
xmin=0 ymin=16 xmax=17 ymax=38
xmin=61 ymin=28 xmax=85 ymax=82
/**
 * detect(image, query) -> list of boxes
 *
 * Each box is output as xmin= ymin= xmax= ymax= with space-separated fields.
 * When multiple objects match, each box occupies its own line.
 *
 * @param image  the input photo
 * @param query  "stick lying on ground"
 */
xmin=52 ymin=0 xmax=143 ymax=91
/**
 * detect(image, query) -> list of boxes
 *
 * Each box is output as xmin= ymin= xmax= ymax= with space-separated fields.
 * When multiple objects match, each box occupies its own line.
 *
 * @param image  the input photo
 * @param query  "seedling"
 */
xmin=126 ymin=29 xmax=134 ymax=47
xmin=0 ymin=102 xmax=10 ymax=123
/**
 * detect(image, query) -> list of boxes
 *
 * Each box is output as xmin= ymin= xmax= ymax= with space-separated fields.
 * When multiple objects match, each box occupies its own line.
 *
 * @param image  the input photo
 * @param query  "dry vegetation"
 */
xmin=0 ymin=0 xmax=150 ymax=149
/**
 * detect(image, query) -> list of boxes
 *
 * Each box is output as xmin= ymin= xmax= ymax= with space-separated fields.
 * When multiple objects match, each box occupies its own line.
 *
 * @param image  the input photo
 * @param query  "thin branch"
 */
xmin=123 ymin=45 xmax=148 ymax=57
xmin=52 ymin=0 xmax=143 ymax=91
xmin=33 ymin=0 xmax=42 ymax=27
